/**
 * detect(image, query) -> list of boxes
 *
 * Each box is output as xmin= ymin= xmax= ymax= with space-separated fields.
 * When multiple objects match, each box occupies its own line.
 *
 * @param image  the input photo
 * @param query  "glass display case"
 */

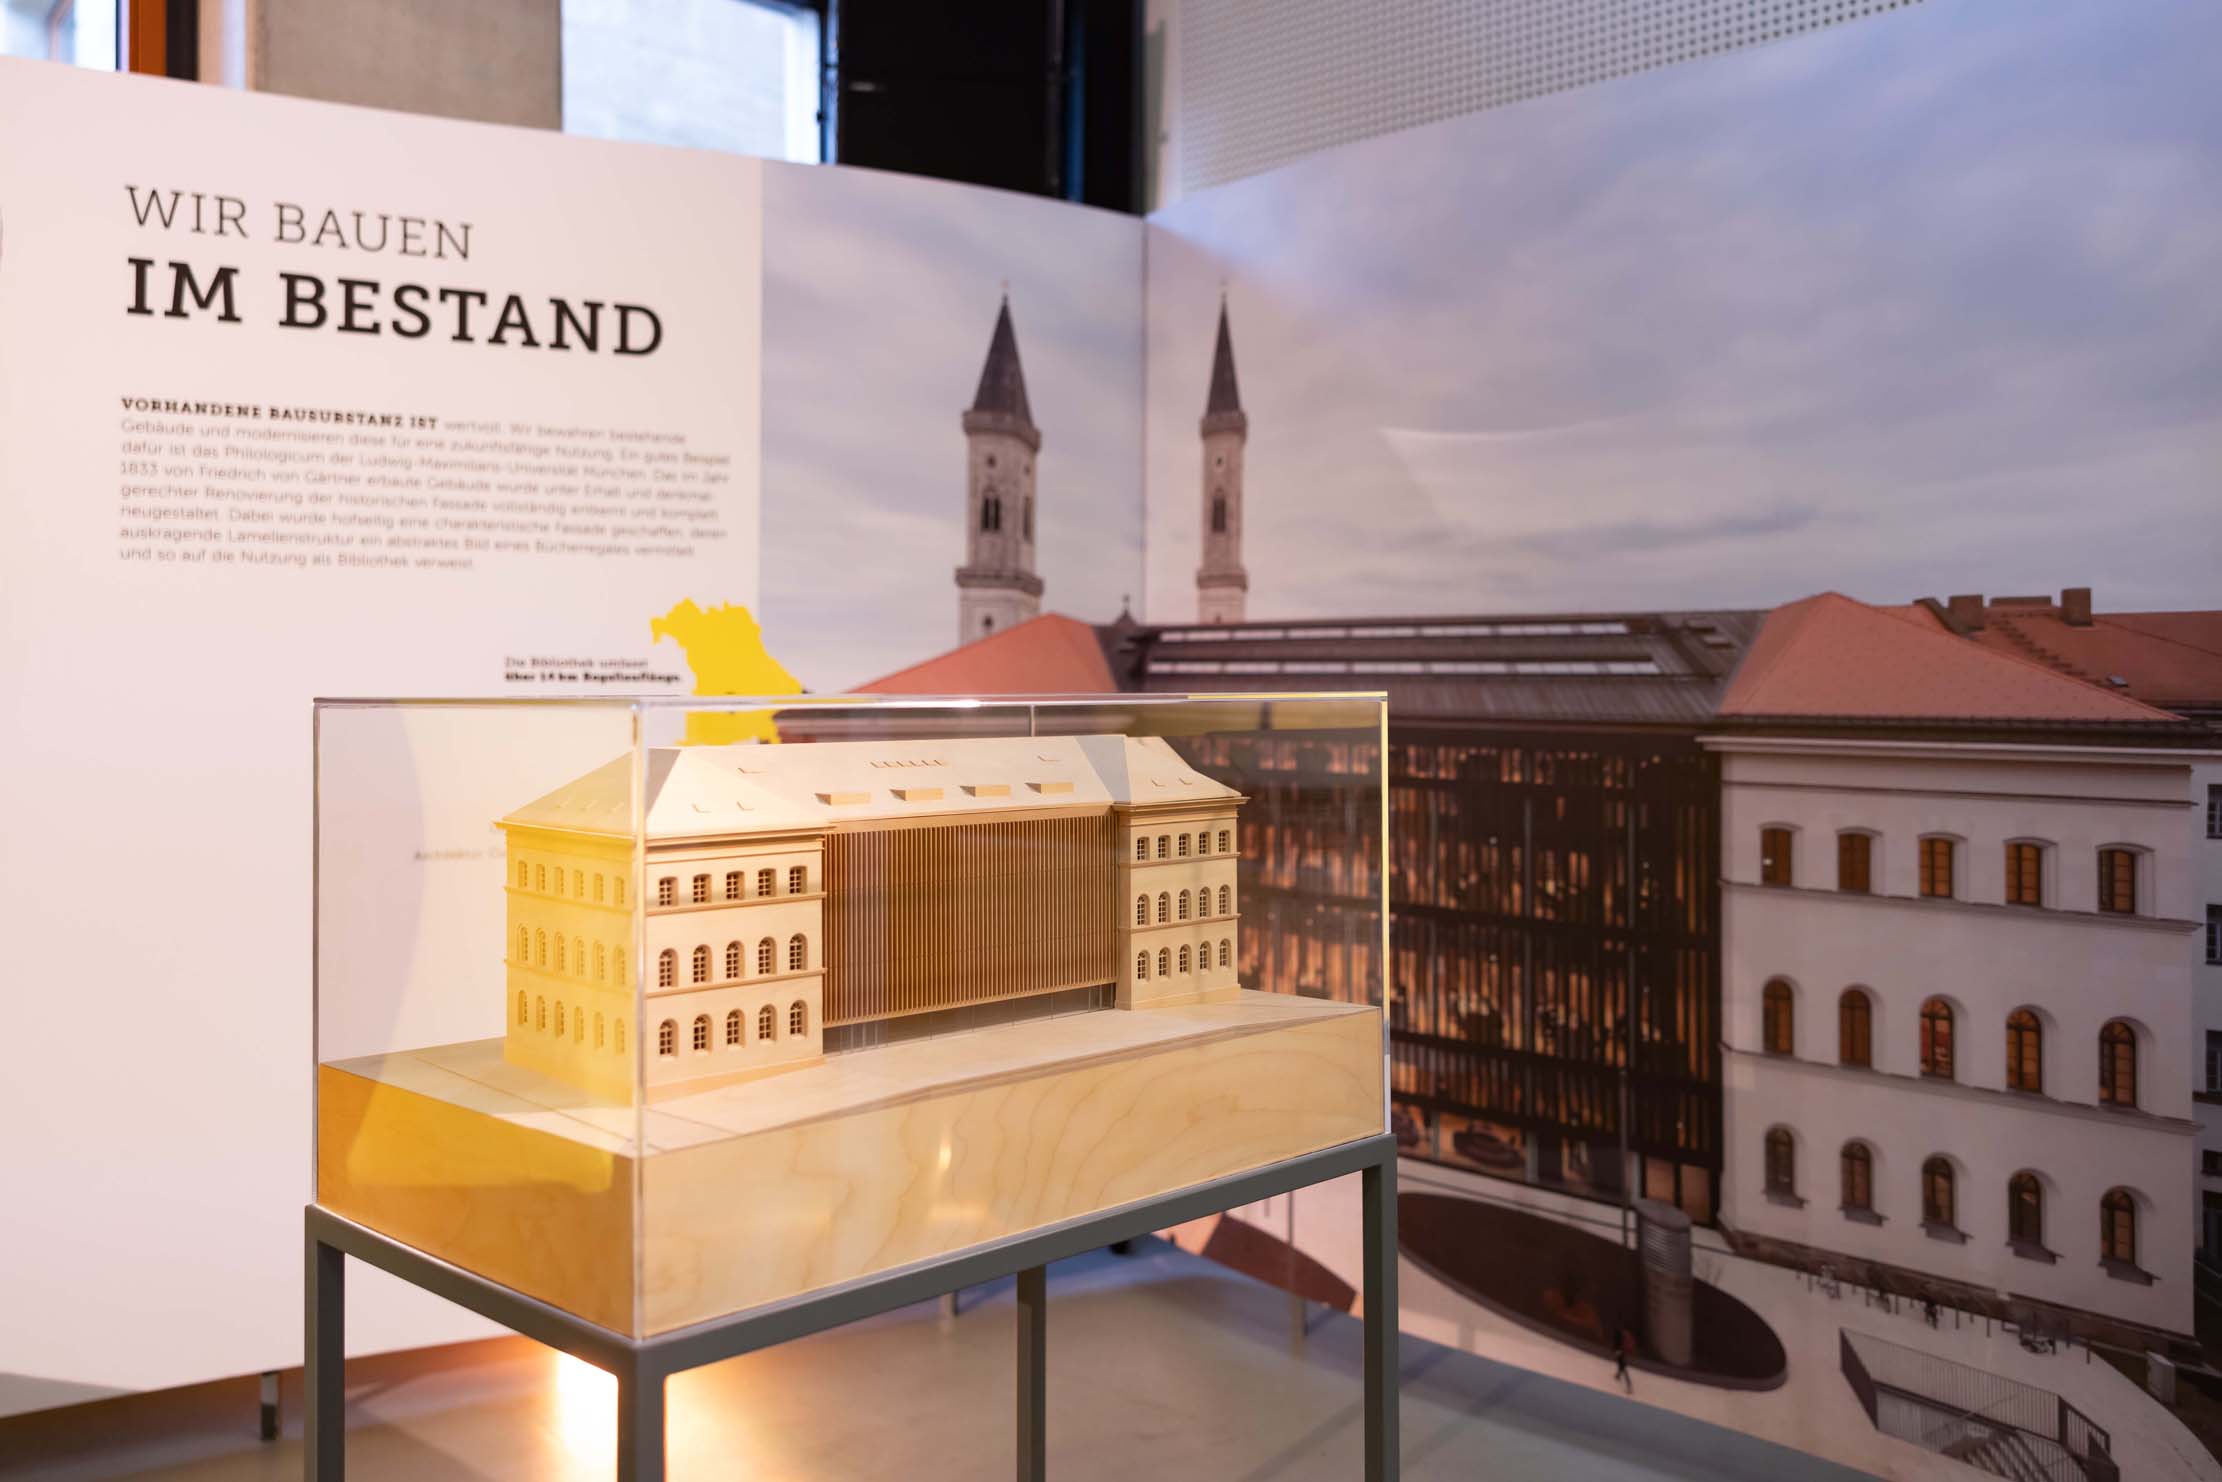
xmin=313 ymin=693 xmax=1389 ymax=1338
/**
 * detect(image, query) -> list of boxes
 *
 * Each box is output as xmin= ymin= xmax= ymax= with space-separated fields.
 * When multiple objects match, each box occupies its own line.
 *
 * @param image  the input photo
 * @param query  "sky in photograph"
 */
xmin=759 ymin=163 xmax=1144 ymax=691
xmin=1142 ymin=0 xmax=2222 ymax=625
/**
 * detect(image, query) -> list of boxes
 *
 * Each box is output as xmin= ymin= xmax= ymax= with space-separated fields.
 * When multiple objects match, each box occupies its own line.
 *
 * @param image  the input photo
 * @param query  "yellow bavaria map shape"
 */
xmin=649 ymin=599 xmax=803 ymax=744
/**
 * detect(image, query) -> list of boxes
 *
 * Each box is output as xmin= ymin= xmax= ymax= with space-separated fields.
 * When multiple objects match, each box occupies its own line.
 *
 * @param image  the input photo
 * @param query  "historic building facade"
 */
xmin=955 ymin=296 xmax=1044 ymax=644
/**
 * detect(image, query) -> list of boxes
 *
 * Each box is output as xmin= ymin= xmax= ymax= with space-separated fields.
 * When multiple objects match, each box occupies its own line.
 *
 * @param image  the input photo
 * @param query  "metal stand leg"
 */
xmin=617 ymin=1366 xmax=665 ymax=1482
xmin=304 ymin=1229 xmax=344 ymax=1481
xmin=260 ymin=1369 xmax=281 ymax=1441
xmin=1362 ymin=1157 xmax=1400 ymax=1482
xmin=1016 ymin=1266 xmax=1047 ymax=1482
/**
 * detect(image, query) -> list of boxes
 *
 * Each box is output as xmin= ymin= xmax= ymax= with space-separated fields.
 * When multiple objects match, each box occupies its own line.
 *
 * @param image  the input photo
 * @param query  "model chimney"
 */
xmin=2062 ymin=587 xmax=2093 ymax=627
xmin=1946 ymin=594 xmax=1986 ymax=632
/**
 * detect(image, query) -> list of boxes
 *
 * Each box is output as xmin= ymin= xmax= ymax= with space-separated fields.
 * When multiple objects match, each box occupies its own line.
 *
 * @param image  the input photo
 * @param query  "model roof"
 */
xmin=501 ymin=733 xmax=1239 ymax=841
xmin=857 ymin=612 xmax=1116 ymax=695
xmin=1719 ymin=592 xmax=2182 ymax=724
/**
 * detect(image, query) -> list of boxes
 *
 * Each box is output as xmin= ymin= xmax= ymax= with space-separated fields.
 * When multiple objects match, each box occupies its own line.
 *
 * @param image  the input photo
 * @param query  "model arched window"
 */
xmin=757 ymin=937 xmax=775 ymax=974
xmin=573 ymin=936 xmax=585 ymax=976
xmin=554 ymin=936 xmax=566 ymax=973
xmin=788 ymin=934 xmax=807 ymax=972
xmin=535 ymin=929 xmax=547 ymax=967
xmin=518 ymin=860 xmax=530 ymax=888
xmin=2098 ymin=849 xmax=2138 ymax=915
xmin=789 ymin=1000 xmax=807 ymax=1037
xmin=594 ymin=1013 xmax=605 ymax=1049
xmin=757 ymin=868 xmax=776 ymax=896
xmin=1838 ymin=989 xmax=1871 ymax=1068
xmin=1921 ymin=1157 xmax=1955 ymax=1229
xmin=1840 ymin=1143 xmax=1872 ymax=1212
xmin=554 ymin=1002 xmax=565 ymax=1037
xmin=1919 ymin=998 xmax=1954 ymax=1078
xmin=1178 ymin=890 xmax=1191 ymax=920
xmin=614 ymin=954 xmax=626 ymax=988
xmin=1157 ymin=892 xmax=1170 ymax=924
xmin=517 ymin=989 xmax=529 ymax=1025
xmin=555 ymin=870 xmax=565 ymax=898
xmin=788 ymin=865 xmax=806 ymax=895
xmin=725 ymin=941 xmax=742 ymax=979
xmin=594 ymin=874 xmax=605 ymax=903
xmin=536 ymin=864 xmax=547 ymax=891
xmin=1157 ymin=835 xmax=1170 ymax=859
xmin=724 ymin=871 xmax=742 ymax=901
xmin=1195 ymin=832 xmax=1209 ymax=856
xmin=2099 ymin=1021 xmax=2137 ymax=1107
xmin=656 ymin=949 xmax=675 ymax=987
xmin=573 ymin=869 xmax=584 ymax=897
xmin=1761 ymin=980 xmax=1793 ymax=1055
xmin=1136 ymin=896 xmax=1148 ymax=926
xmin=1763 ymin=1128 xmax=1794 ymax=1196
xmin=656 ymin=876 xmax=675 ymax=906
xmin=1136 ymin=952 xmax=1150 ymax=980
xmin=758 ymin=1004 xmax=776 ymax=1040
xmin=2006 ymin=1010 xmax=2042 ymax=1092
xmin=613 ymin=878 xmax=625 ymax=908
xmin=1218 ymin=884 xmax=1231 ymax=916
xmin=725 ymin=1008 xmax=743 ymax=1046
xmin=1219 ymin=939 xmax=1231 ymax=968
xmin=1179 ymin=834 xmax=1191 ymax=857
xmin=518 ymin=926 xmax=530 ymax=964
xmin=691 ymin=1015 xmax=710 ymax=1052
xmin=657 ymin=1019 xmax=675 ymax=1057
xmin=595 ymin=943 xmax=607 ymax=982
xmin=1218 ymin=830 xmax=1230 ymax=853
xmin=1157 ymin=948 xmax=1171 ymax=977
xmin=1135 ymin=838 xmax=1148 ymax=862
xmin=1179 ymin=945 xmax=1192 ymax=974
xmin=2101 ymin=1189 xmax=2137 ymax=1263
xmin=691 ymin=945 xmax=710 ymax=984
xmin=613 ymin=1019 xmax=625 ymax=1053
xmin=2009 ymin=1172 xmax=2043 ymax=1246
xmin=1212 ymin=494 xmax=1228 ymax=533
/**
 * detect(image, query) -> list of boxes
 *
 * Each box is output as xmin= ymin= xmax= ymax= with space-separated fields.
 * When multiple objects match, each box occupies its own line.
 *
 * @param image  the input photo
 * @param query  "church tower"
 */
xmin=1196 ymin=296 xmax=1248 ymax=625
xmin=956 ymin=295 xmax=1044 ymax=643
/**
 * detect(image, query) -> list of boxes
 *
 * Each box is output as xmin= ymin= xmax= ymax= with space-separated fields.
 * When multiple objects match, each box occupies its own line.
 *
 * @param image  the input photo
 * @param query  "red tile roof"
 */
xmin=1964 ymin=606 xmax=2222 ymax=712
xmin=856 ymin=613 xmax=1116 ymax=695
xmin=1721 ymin=593 xmax=2181 ymax=723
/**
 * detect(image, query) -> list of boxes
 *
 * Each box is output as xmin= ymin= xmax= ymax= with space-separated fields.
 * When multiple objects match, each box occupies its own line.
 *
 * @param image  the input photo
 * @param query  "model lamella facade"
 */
xmin=500 ymin=734 xmax=1244 ymax=1098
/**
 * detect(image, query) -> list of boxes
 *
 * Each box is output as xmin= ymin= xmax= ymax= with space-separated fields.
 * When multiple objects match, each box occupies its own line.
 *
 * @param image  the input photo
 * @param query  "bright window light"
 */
xmin=563 ymin=0 xmax=821 ymax=163
xmin=2 ymin=0 xmax=121 ymax=68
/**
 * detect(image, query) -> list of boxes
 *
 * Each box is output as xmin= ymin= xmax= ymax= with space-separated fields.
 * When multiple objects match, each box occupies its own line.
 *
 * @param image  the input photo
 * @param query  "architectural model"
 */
xmin=499 ymin=733 xmax=1244 ymax=1098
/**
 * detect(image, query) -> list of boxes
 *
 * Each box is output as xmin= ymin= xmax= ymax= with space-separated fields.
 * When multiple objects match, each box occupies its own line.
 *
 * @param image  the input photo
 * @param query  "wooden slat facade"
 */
xmin=823 ymin=814 xmax=1119 ymax=1026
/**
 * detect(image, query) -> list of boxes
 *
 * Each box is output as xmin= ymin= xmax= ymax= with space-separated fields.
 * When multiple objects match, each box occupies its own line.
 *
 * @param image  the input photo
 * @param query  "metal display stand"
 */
xmin=305 ymin=1133 xmax=1399 ymax=1482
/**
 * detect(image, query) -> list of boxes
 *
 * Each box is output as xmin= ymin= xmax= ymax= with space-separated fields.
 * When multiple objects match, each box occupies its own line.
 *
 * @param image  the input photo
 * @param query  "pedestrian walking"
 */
xmin=1614 ymin=1326 xmax=1636 ymax=1393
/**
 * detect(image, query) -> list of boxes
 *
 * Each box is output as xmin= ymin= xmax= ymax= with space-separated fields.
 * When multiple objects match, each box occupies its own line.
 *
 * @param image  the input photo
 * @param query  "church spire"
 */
xmin=1196 ymin=294 xmax=1249 ymax=624
xmin=968 ymin=294 xmax=1037 ymax=434
xmin=1203 ymin=294 xmax=1245 ymax=427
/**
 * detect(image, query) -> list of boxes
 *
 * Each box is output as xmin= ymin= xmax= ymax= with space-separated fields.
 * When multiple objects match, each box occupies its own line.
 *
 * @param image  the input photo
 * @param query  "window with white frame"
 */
xmin=562 ymin=0 xmax=821 ymax=163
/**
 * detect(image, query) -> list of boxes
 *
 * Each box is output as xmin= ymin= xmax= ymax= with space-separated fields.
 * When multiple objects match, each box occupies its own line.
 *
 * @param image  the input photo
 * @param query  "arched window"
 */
xmin=691 ymin=945 xmax=710 ymax=984
xmin=1919 ymin=837 xmax=1955 ymax=899
xmin=1136 ymin=952 xmax=1150 ymax=980
xmin=1838 ymin=989 xmax=1872 ymax=1068
xmin=2101 ymin=1189 xmax=2137 ymax=1263
xmin=614 ymin=954 xmax=626 ymax=988
xmin=1157 ymin=835 xmax=1170 ymax=859
xmin=573 ymin=937 xmax=585 ymax=976
xmin=657 ymin=949 xmax=676 ymax=987
xmin=726 ymin=1008 xmax=743 ymax=1046
xmin=1762 ymin=980 xmax=1794 ymax=1055
xmin=573 ymin=869 xmax=584 ymax=898
xmin=613 ymin=878 xmax=625 ymax=908
xmin=789 ymin=1000 xmax=807 ymax=1037
xmin=518 ymin=860 xmax=530 ymax=888
xmin=536 ymin=996 xmax=547 ymax=1030
xmin=1919 ymin=998 xmax=1954 ymax=1078
xmin=1922 ymin=1157 xmax=1955 ymax=1229
xmin=554 ymin=869 xmax=565 ymax=898
xmin=1841 ymin=1143 xmax=1872 ymax=1212
xmin=2006 ymin=1010 xmax=2043 ymax=1092
xmin=535 ymin=929 xmax=547 ymax=967
xmin=1157 ymin=948 xmax=1171 ymax=977
xmin=1178 ymin=945 xmax=1191 ymax=974
xmin=594 ymin=1013 xmax=605 ymax=1049
xmin=1219 ymin=939 xmax=1231 ymax=969
xmin=656 ymin=876 xmax=675 ymax=906
xmin=757 ymin=868 xmax=776 ymax=897
xmin=1157 ymin=892 xmax=1170 ymax=924
xmin=1135 ymin=838 xmax=1148 ymax=862
xmin=657 ymin=1019 xmax=676 ymax=1057
xmin=613 ymin=1019 xmax=624 ymax=1053
xmin=574 ymin=1005 xmax=585 ymax=1043
xmin=1195 ymin=832 xmax=1209 ymax=856
xmin=2005 ymin=842 xmax=2044 ymax=907
xmin=1218 ymin=884 xmax=1231 ymax=916
xmin=2099 ymin=1021 xmax=2137 ymax=1108
xmin=1763 ymin=1128 xmax=1795 ymax=1196
xmin=691 ymin=874 xmax=709 ymax=904
xmin=593 ymin=874 xmax=605 ymax=903
xmin=1022 ymin=497 xmax=1033 ymax=541
xmin=788 ymin=865 xmax=806 ymax=895
xmin=2098 ymin=849 xmax=2138 ymax=915
xmin=2009 ymin=1172 xmax=2043 ymax=1247
xmin=517 ymin=926 xmax=529 ymax=964
xmin=554 ymin=1001 xmax=565 ymax=1037
xmin=595 ymin=943 xmax=607 ymax=982
xmin=1836 ymin=832 xmax=1872 ymax=894
xmin=1136 ymin=895 xmax=1148 ymax=926
xmin=536 ymin=864 xmax=547 ymax=892
xmin=692 ymin=1015 xmax=710 ymax=1052
xmin=725 ymin=941 xmax=742 ymax=979
xmin=1178 ymin=890 xmax=1190 ymax=921
xmin=759 ymin=1004 xmax=776 ymax=1040
xmin=1218 ymin=830 xmax=1231 ymax=853
xmin=1760 ymin=828 xmax=1793 ymax=887
xmin=981 ymin=494 xmax=1001 ymax=531
xmin=788 ymin=934 xmax=807 ymax=972
xmin=1179 ymin=834 xmax=1191 ymax=857
xmin=517 ymin=989 xmax=529 ymax=1025
xmin=724 ymin=871 xmax=742 ymax=900
xmin=1212 ymin=494 xmax=1228 ymax=533
xmin=757 ymin=937 xmax=775 ymax=975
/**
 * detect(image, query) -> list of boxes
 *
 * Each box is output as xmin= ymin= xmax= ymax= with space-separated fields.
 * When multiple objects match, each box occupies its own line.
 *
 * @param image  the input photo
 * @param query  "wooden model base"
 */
xmin=316 ymin=990 xmax=1384 ymax=1336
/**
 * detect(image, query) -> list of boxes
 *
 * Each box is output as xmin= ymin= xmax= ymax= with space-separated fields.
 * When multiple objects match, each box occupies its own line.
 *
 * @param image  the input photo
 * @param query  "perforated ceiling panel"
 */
xmin=1178 ymin=0 xmax=1923 ymax=192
